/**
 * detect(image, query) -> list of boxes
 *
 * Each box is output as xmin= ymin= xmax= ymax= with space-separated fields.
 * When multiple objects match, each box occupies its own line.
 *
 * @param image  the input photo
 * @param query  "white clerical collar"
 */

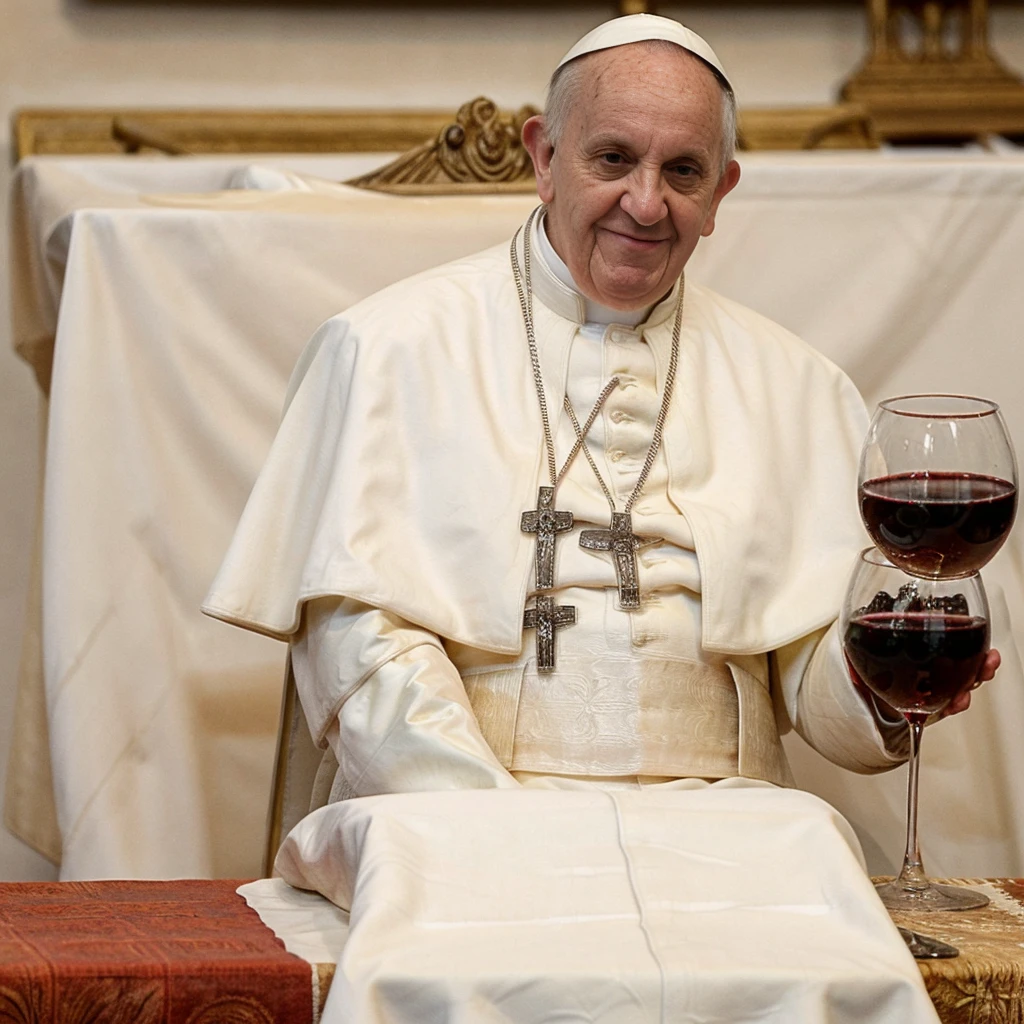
xmin=535 ymin=213 xmax=653 ymax=328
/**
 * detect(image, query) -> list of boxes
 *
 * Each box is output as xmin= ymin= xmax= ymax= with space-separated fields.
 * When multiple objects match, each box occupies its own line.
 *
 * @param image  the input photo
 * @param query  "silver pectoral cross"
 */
xmin=579 ymin=512 xmax=661 ymax=610
xmin=523 ymin=595 xmax=576 ymax=673
xmin=520 ymin=486 xmax=574 ymax=591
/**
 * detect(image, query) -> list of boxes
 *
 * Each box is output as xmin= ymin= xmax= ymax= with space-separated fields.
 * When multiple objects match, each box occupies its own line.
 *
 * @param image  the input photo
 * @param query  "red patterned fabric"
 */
xmin=995 ymin=878 xmax=1024 ymax=905
xmin=0 ymin=879 xmax=313 ymax=1024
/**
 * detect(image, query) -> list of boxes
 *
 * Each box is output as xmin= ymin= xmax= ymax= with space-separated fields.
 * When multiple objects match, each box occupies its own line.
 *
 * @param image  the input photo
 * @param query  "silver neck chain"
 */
xmin=510 ymin=206 xmax=684 ymax=516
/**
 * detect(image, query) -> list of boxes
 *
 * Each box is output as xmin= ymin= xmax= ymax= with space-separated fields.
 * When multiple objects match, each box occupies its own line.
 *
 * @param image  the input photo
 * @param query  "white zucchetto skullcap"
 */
xmin=556 ymin=14 xmax=732 ymax=92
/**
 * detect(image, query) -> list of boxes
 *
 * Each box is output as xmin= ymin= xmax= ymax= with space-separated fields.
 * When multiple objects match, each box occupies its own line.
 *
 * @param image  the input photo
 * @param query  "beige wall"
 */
xmin=3 ymin=0 xmax=1024 ymax=880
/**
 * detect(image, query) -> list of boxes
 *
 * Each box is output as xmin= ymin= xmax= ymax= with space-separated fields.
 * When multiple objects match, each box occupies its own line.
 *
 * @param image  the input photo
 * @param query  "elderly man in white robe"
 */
xmin=205 ymin=17 xmax=998 ymax=816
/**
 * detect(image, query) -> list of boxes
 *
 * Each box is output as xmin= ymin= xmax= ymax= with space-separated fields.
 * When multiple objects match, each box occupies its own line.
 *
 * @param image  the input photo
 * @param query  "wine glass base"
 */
xmin=875 ymin=879 xmax=990 ymax=912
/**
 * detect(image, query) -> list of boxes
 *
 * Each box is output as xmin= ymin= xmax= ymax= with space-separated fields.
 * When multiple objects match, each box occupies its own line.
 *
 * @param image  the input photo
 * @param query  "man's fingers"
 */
xmin=940 ymin=648 xmax=1000 ymax=718
xmin=941 ymin=691 xmax=972 ymax=718
xmin=978 ymin=648 xmax=1001 ymax=683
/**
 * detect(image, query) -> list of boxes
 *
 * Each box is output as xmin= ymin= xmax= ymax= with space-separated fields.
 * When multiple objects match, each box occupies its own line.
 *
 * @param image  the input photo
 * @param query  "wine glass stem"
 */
xmin=898 ymin=717 xmax=929 ymax=891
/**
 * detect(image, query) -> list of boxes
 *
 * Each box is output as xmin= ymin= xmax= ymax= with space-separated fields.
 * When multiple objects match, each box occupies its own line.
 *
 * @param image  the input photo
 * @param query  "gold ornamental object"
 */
xmin=346 ymin=98 xmax=539 ymax=194
xmin=841 ymin=0 xmax=1024 ymax=141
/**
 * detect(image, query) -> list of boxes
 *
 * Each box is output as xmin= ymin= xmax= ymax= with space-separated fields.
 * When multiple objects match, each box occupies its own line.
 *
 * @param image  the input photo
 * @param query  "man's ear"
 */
xmin=700 ymin=159 xmax=741 ymax=238
xmin=522 ymin=115 xmax=556 ymax=204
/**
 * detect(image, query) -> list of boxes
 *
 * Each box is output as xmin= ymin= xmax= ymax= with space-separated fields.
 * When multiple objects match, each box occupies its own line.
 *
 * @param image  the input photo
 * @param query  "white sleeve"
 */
xmin=291 ymin=596 xmax=520 ymax=797
xmin=772 ymin=621 xmax=909 ymax=774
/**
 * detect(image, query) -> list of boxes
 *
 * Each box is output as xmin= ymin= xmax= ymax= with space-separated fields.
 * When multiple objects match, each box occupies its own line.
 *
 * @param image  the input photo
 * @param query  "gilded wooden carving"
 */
xmin=346 ymin=97 xmax=540 ymax=194
xmin=12 ymin=108 xmax=458 ymax=162
xmin=14 ymin=102 xmax=880 ymax=169
xmin=740 ymin=104 xmax=878 ymax=150
xmin=842 ymin=0 xmax=1024 ymax=139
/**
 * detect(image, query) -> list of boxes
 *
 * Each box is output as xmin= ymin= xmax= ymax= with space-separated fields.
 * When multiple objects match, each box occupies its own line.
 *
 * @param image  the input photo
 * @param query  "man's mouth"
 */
xmin=600 ymin=227 xmax=670 ymax=250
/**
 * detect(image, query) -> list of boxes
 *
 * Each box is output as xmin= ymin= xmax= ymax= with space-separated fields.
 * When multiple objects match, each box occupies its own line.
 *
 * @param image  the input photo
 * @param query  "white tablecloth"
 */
xmin=273 ymin=786 xmax=940 ymax=1024
xmin=9 ymin=152 xmax=1024 ymax=880
xmin=10 ymin=154 xmax=397 ymax=391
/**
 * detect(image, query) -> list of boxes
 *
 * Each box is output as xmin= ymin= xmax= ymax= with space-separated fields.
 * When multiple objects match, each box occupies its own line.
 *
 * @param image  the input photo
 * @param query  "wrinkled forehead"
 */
xmin=565 ymin=43 xmax=728 ymax=134
xmin=563 ymin=39 xmax=729 ymax=100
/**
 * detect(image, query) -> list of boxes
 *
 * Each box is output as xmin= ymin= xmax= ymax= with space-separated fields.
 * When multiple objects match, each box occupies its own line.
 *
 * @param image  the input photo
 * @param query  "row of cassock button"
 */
xmin=605 ymin=325 xmax=658 ymax=486
xmin=607 ymin=331 xmax=674 ymax=651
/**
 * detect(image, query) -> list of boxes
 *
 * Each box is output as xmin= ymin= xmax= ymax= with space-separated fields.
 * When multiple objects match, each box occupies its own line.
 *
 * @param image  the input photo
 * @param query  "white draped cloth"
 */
xmin=274 ymin=786 xmax=940 ymax=1024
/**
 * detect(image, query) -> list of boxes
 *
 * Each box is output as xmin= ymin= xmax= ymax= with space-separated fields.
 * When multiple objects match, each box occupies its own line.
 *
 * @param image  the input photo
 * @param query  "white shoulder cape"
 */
xmin=203 ymin=239 xmax=869 ymax=656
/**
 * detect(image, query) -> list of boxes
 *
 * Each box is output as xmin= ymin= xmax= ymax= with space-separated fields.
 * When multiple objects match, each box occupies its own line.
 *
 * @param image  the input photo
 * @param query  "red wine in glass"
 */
xmin=860 ymin=471 xmax=1017 ymax=578
xmin=859 ymin=395 xmax=1017 ymax=580
xmin=844 ymin=611 xmax=990 ymax=720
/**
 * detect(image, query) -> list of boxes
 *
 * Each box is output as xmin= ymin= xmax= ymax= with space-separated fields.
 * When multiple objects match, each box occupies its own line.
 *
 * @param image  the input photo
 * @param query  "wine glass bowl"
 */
xmin=842 ymin=549 xmax=991 ymax=724
xmin=859 ymin=395 xmax=1017 ymax=579
xmin=841 ymin=548 xmax=991 ymax=911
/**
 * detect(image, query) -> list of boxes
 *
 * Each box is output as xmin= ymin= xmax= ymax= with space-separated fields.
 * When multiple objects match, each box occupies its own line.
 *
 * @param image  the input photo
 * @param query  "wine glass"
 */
xmin=859 ymin=394 xmax=1017 ymax=579
xmin=841 ymin=547 xmax=991 ymax=911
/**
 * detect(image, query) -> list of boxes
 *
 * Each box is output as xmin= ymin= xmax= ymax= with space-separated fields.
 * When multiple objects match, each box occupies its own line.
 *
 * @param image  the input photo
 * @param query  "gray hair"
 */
xmin=543 ymin=39 xmax=737 ymax=175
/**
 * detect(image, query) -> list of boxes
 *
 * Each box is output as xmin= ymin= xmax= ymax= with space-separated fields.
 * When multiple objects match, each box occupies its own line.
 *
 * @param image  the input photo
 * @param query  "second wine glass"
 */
xmin=859 ymin=394 xmax=1017 ymax=579
xmin=841 ymin=548 xmax=991 ymax=911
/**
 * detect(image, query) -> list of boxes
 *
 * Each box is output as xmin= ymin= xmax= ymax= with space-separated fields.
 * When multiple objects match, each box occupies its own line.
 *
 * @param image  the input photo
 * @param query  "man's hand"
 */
xmin=940 ymin=648 xmax=1001 ymax=718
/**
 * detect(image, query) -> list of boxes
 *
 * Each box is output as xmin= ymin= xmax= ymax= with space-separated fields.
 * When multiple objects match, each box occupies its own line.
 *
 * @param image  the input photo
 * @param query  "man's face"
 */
xmin=523 ymin=44 xmax=741 ymax=311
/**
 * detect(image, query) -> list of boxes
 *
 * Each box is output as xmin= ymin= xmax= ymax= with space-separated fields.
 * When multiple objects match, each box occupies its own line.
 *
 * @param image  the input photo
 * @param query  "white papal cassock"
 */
xmin=204 ymin=212 xmax=904 ymax=797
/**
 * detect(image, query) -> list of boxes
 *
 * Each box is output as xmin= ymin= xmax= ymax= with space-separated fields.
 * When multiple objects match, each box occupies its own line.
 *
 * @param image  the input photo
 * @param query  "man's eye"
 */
xmin=600 ymin=153 xmax=625 ymax=165
xmin=669 ymin=164 xmax=697 ymax=176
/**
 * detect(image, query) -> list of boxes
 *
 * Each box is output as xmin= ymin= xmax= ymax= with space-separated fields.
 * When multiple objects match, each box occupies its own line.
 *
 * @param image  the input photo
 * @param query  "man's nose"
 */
xmin=619 ymin=168 xmax=668 ymax=227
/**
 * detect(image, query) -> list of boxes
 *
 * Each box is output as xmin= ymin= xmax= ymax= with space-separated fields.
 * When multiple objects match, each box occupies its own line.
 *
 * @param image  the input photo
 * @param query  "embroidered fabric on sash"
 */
xmin=462 ymin=653 xmax=791 ymax=787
